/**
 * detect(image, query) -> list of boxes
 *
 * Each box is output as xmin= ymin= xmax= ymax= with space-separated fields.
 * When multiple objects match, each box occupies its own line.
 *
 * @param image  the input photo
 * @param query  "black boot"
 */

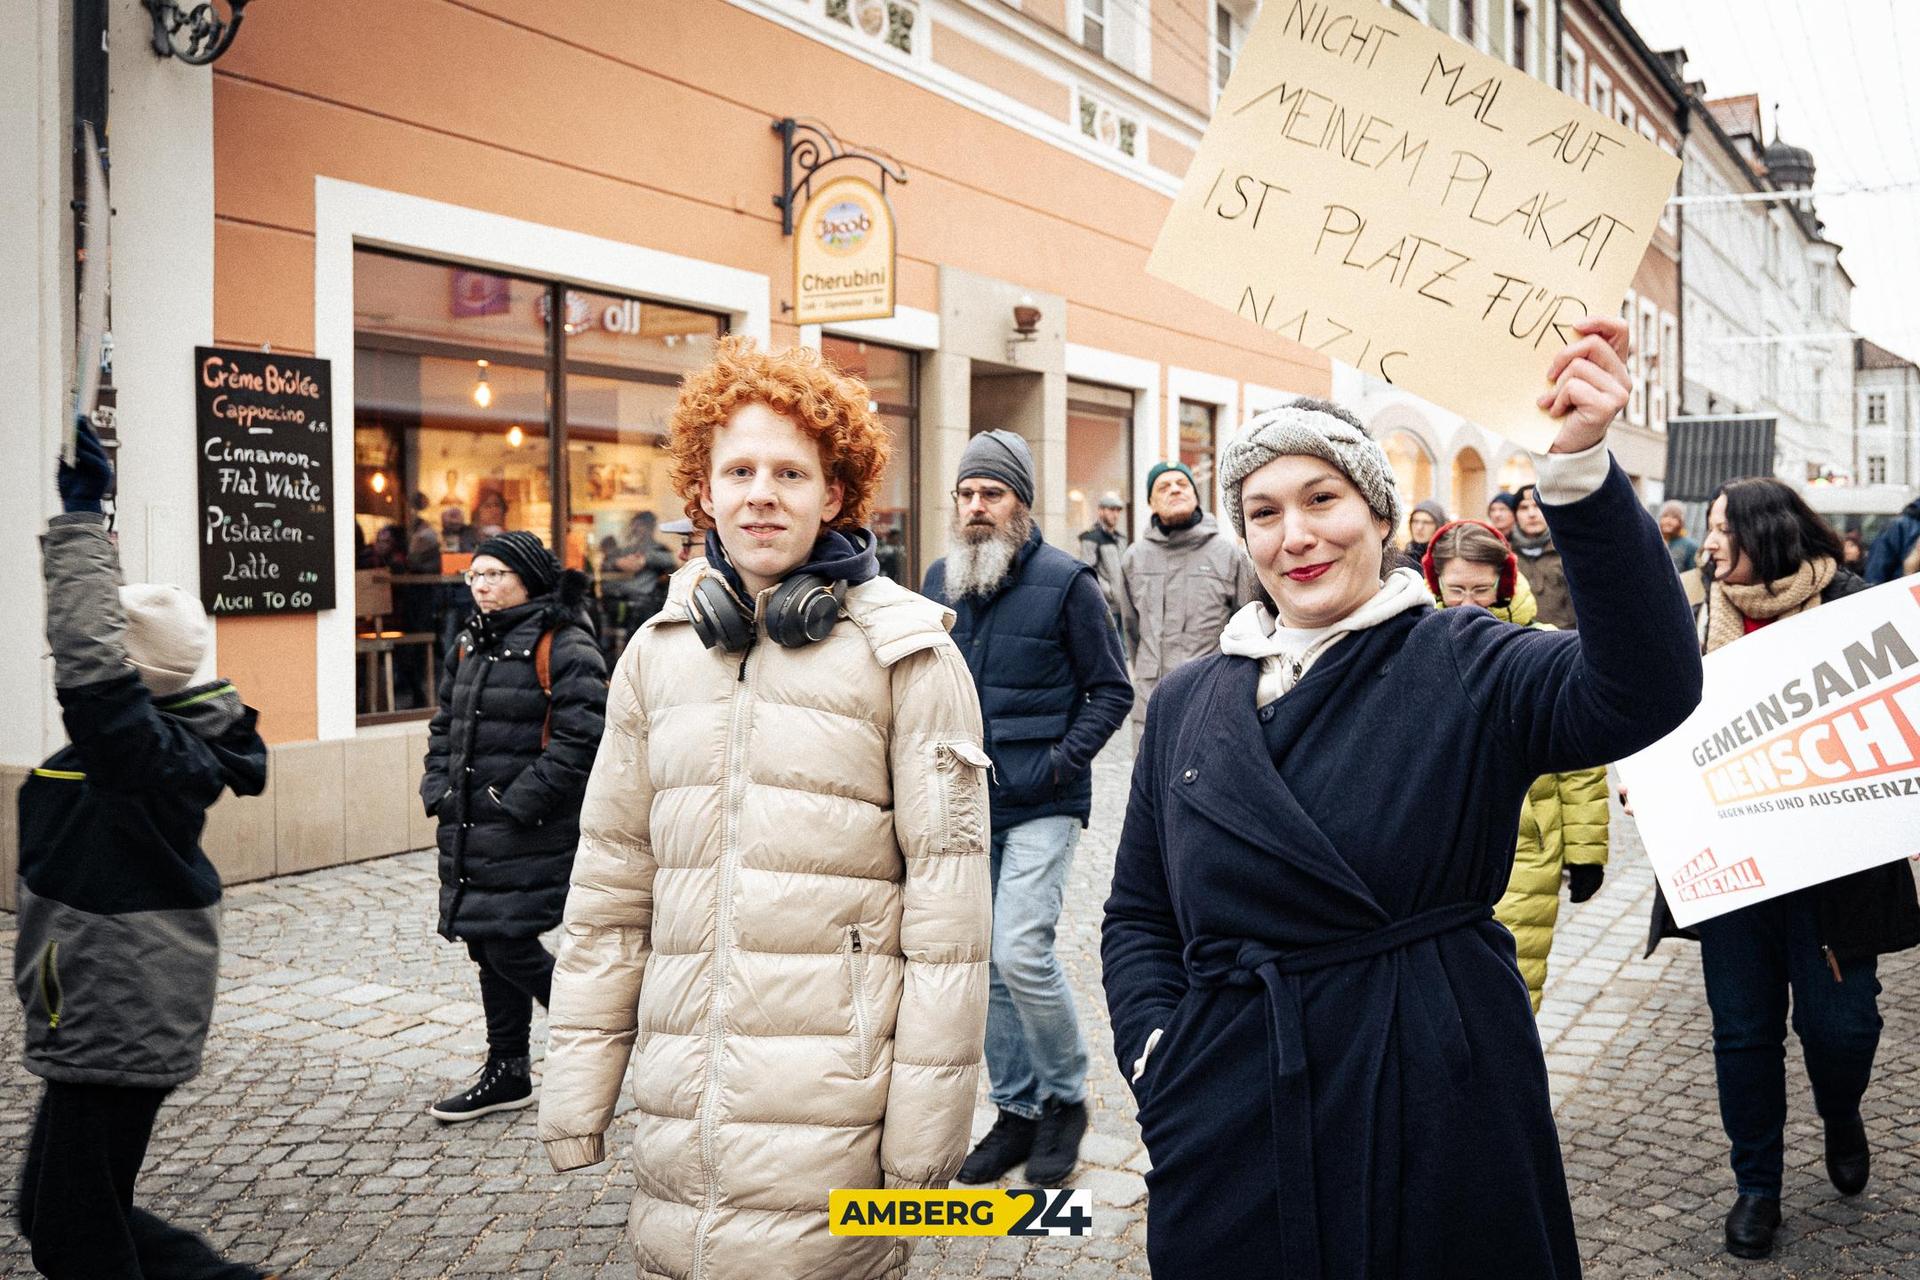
xmin=955 ymin=1110 xmax=1036 ymax=1184
xmin=1824 ymin=1111 xmax=1870 ymax=1196
xmin=429 ymin=1055 xmax=534 ymax=1123
xmin=1024 ymin=1098 xmax=1089 ymax=1186
xmin=1724 ymin=1193 xmax=1781 ymax=1259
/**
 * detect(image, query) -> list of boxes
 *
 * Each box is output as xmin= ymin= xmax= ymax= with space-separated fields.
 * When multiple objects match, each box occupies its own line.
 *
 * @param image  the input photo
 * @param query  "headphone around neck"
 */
xmin=687 ymin=567 xmax=844 ymax=653
xmin=1421 ymin=519 xmax=1519 ymax=608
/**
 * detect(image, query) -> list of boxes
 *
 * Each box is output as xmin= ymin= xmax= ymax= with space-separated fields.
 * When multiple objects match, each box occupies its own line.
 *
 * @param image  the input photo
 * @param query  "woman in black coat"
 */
xmin=1102 ymin=317 xmax=1702 ymax=1279
xmin=1643 ymin=477 xmax=1920 ymax=1259
xmin=421 ymin=531 xmax=608 ymax=1123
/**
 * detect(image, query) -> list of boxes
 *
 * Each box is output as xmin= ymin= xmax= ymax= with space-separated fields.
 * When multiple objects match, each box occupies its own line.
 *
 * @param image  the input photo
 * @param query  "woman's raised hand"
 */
xmin=1536 ymin=315 xmax=1632 ymax=455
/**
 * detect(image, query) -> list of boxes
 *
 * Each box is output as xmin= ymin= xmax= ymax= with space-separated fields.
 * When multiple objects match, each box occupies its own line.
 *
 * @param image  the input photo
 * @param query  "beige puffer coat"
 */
xmin=538 ymin=562 xmax=992 ymax=1280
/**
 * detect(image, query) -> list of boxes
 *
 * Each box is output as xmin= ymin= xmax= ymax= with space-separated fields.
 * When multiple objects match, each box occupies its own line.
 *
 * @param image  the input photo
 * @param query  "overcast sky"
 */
xmin=1619 ymin=0 xmax=1920 ymax=369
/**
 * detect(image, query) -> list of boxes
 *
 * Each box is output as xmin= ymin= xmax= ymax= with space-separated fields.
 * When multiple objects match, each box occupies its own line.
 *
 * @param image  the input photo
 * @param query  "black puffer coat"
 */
xmin=423 ymin=579 xmax=608 ymax=940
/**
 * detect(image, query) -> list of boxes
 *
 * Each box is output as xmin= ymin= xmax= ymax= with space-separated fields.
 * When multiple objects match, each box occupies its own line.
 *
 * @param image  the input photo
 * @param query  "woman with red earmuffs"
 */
xmin=1423 ymin=519 xmax=1610 ymax=1013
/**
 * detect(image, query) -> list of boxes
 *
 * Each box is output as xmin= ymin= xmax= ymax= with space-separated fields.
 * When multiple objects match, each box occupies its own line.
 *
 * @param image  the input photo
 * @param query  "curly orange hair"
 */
xmin=667 ymin=337 xmax=891 ymax=531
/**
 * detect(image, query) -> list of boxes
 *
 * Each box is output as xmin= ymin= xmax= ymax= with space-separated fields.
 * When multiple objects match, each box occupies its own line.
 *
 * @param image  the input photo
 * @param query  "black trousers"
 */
xmin=467 ymin=936 xmax=555 ymax=1059
xmin=17 ymin=1081 xmax=261 ymax=1279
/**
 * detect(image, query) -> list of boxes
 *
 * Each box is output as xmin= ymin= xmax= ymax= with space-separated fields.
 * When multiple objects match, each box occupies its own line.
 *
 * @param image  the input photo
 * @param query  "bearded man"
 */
xmin=921 ymin=429 xmax=1132 ymax=1186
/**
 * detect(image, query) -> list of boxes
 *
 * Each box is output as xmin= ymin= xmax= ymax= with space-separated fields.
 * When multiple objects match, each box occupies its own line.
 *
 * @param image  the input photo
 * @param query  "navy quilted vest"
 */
xmin=924 ymin=526 xmax=1092 ymax=829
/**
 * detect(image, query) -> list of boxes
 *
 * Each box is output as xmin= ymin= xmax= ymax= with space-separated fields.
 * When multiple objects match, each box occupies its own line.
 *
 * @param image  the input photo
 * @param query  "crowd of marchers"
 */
xmin=13 ymin=317 xmax=1919 ymax=1279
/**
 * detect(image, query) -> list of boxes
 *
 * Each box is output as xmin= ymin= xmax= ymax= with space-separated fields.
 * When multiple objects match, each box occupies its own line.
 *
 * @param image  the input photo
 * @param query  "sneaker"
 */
xmin=1024 ymin=1098 xmax=1088 ymax=1186
xmin=955 ymin=1109 xmax=1037 ymax=1184
xmin=1824 ymin=1111 xmax=1870 ymax=1196
xmin=429 ymin=1055 xmax=534 ymax=1123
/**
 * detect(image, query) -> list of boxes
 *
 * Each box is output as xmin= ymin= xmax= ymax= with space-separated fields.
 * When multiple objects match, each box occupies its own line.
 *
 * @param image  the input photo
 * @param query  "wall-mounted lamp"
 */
xmin=506 ymin=424 xmax=525 ymax=449
xmin=370 ymin=471 xmax=388 ymax=495
xmin=142 ymin=0 xmax=251 ymax=65
xmin=1007 ymin=295 xmax=1042 ymax=362
xmin=472 ymin=360 xmax=492 ymax=409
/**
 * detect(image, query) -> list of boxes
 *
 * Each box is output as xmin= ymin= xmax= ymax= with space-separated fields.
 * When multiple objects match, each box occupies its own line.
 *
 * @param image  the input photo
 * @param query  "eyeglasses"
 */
xmin=1438 ymin=582 xmax=1500 ymax=604
xmin=953 ymin=484 xmax=1011 ymax=506
xmin=464 ymin=568 xmax=518 ymax=586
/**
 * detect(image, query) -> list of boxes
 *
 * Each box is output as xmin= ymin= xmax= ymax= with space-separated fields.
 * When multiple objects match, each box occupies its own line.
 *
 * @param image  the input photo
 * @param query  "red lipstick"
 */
xmin=1285 ymin=563 xmax=1333 ymax=582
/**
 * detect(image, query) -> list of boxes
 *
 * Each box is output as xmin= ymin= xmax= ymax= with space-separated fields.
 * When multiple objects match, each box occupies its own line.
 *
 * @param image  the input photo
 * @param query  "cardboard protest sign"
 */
xmin=1618 ymin=581 xmax=1920 ymax=927
xmin=1148 ymin=0 xmax=1680 ymax=449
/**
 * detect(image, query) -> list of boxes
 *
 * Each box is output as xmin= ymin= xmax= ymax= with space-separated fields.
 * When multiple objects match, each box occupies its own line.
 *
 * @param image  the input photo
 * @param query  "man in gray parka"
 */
xmin=1117 ymin=460 xmax=1261 ymax=745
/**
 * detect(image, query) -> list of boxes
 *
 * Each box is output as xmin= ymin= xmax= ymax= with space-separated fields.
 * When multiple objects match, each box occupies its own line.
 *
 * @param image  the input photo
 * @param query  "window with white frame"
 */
xmin=1658 ymin=138 xmax=1679 ymax=236
xmin=1590 ymin=69 xmax=1612 ymax=120
xmin=1214 ymin=2 xmax=1250 ymax=104
xmin=1868 ymin=392 xmax=1889 ymax=424
xmin=1510 ymin=1 xmax=1532 ymax=73
xmin=1081 ymin=0 xmax=1107 ymax=56
xmin=1077 ymin=0 xmax=1147 ymax=76
xmin=1622 ymin=289 xmax=1643 ymax=423
xmin=1561 ymin=41 xmax=1584 ymax=99
xmin=1456 ymin=0 xmax=1481 ymax=48
xmin=1870 ymin=455 xmax=1888 ymax=484
xmin=1659 ymin=312 xmax=1678 ymax=426
xmin=1638 ymin=297 xmax=1659 ymax=428
xmin=820 ymin=0 xmax=920 ymax=56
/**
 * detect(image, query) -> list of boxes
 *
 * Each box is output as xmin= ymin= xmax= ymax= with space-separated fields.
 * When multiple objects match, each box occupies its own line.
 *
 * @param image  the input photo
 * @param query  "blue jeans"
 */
xmin=1696 ymin=891 xmax=1884 ymax=1198
xmin=985 ymin=815 xmax=1089 ymax=1119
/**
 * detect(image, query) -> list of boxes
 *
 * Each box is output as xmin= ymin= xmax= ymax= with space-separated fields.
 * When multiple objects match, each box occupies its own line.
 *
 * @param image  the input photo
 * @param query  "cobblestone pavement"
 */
xmin=3 ymin=746 xmax=1916 ymax=1277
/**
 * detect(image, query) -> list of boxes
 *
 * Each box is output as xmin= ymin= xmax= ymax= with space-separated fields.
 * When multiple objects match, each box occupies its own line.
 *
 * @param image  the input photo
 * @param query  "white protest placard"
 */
xmin=1147 ymin=0 xmax=1680 ymax=449
xmin=1618 ymin=580 xmax=1920 ymax=927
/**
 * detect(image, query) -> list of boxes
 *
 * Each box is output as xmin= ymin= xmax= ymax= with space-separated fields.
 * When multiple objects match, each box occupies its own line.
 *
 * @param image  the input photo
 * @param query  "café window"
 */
xmin=820 ymin=335 xmax=920 ymax=587
xmin=351 ymin=248 xmax=725 ymax=723
xmin=1068 ymin=380 xmax=1135 ymax=536
xmin=1178 ymin=399 xmax=1219 ymax=512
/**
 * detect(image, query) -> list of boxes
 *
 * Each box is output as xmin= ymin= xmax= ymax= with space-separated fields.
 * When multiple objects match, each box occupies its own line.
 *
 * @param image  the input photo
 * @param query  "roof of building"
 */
xmin=1857 ymin=337 xmax=1919 ymax=372
xmin=1707 ymin=94 xmax=1764 ymax=143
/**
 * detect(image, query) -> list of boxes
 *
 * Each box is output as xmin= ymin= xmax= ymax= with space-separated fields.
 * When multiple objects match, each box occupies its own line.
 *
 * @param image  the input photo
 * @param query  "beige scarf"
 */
xmin=1704 ymin=556 xmax=1836 ymax=654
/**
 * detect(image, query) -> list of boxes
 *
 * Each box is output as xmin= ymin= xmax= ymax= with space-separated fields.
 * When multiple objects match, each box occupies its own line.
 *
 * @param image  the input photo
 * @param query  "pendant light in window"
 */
xmin=506 ymin=424 xmax=525 ymax=449
xmin=472 ymin=359 xmax=493 ymax=409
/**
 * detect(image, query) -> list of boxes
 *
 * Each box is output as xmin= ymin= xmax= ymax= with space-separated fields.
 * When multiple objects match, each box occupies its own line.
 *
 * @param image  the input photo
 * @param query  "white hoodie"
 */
xmin=1219 ymin=566 xmax=1432 ymax=706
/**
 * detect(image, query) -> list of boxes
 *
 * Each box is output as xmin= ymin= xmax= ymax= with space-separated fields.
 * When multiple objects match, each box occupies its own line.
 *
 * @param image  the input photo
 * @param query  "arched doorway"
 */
xmin=1451 ymin=447 xmax=1487 ymax=517
xmin=1382 ymin=431 xmax=1435 ymax=531
xmin=1497 ymin=451 xmax=1537 ymax=494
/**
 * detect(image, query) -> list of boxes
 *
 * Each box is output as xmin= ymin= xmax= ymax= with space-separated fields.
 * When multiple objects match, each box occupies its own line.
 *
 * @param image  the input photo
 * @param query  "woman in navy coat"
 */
xmin=1102 ymin=317 xmax=1702 ymax=1279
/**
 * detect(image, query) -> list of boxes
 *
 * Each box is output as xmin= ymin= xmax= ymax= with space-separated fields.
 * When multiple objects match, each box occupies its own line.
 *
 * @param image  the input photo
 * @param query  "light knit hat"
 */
xmin=119 ymin=583 xmax=212 ymax=697
xmin=1219 ymin=398 xmax=1402 ymax=536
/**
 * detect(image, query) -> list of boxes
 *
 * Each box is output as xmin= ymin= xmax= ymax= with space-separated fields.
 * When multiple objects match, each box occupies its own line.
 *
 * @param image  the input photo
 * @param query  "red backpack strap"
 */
xmin=536 ymin=629 xmax=555 ymax=748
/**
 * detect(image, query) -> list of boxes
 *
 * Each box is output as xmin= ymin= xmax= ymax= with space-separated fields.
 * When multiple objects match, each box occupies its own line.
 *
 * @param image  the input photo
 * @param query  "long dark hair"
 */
xmin=1711 ymin=477 xmax=1845 ymax=585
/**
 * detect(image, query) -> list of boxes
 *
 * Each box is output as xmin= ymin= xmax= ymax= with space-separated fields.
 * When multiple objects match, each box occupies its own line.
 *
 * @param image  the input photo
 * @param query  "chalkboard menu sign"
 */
xmin=195 ymin=346 xmax=336 ymax=615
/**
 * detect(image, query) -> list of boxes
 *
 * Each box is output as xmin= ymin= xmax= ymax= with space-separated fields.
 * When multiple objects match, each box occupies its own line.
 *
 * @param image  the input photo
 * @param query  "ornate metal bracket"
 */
xmin=143 ymin=0 xmax=252 ymax=65
xmin=772 ymin=118 xmax=907 ymax=237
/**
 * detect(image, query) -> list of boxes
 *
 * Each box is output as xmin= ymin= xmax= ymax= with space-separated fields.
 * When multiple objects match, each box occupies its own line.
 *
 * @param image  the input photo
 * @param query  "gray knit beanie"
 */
xmin=1219 ymin=398 xmax=1401 ymax=536
xmin=957 ymin=430 xmax=1035 ymax=509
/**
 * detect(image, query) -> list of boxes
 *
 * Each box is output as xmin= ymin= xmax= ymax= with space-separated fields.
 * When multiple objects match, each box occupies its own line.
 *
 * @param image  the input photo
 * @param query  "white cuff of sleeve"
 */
xmin=1528 ymin=441 xmax=1611 ymax=506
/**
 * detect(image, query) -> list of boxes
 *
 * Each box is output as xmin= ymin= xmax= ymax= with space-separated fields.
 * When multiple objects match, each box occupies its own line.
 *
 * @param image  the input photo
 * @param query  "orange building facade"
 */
xmin=3 ymin=0 xmax=1335 ymax=892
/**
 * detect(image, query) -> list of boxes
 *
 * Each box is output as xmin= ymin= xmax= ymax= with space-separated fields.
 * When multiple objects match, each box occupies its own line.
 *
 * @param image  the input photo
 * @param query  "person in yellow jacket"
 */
xmin=1424 ymin=519 xmax=1609 ymax=1011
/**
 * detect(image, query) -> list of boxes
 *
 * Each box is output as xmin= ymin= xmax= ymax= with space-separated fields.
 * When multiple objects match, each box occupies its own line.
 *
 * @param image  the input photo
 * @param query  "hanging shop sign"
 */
xmin=794 ymin=173 xmax=897 ymax=326
xmin=195 ymin=346 xmax=337 ymax=615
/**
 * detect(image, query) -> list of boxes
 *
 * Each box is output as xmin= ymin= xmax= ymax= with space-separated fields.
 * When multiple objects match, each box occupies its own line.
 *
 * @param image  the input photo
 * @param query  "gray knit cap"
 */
xmin=957 ymin=429 xmax=1035 ymax=509
xmin=1219 ymin=398 xmax=1401 ymax=536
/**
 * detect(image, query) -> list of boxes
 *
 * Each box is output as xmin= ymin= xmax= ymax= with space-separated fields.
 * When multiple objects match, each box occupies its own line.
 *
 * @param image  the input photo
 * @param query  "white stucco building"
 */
xmin=1855 ymin=338 xmax=1920 ymax=489
xmin=1677 ymin=95 xmax=1855 ymax=485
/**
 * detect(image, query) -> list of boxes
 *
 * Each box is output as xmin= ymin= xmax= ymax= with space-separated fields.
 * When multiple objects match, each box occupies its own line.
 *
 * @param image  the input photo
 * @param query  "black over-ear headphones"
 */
xmin=687 ymin=568 xmax=843 ymax=652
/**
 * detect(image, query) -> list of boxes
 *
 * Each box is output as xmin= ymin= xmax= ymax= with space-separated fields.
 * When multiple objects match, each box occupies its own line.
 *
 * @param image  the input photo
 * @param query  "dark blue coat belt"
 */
xmin=1182 ymin=901 xmax=1494 ymax=1278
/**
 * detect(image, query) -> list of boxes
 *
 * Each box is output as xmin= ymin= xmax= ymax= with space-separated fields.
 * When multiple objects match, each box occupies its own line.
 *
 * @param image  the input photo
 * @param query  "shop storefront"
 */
xmin=2 ymin=0 xmax=1335 ymax=899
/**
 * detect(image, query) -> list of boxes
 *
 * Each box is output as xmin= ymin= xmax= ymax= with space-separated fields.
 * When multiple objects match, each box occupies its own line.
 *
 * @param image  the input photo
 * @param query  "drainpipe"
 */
xmin=1675 ymin=103 xmax=1690 ymax=418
